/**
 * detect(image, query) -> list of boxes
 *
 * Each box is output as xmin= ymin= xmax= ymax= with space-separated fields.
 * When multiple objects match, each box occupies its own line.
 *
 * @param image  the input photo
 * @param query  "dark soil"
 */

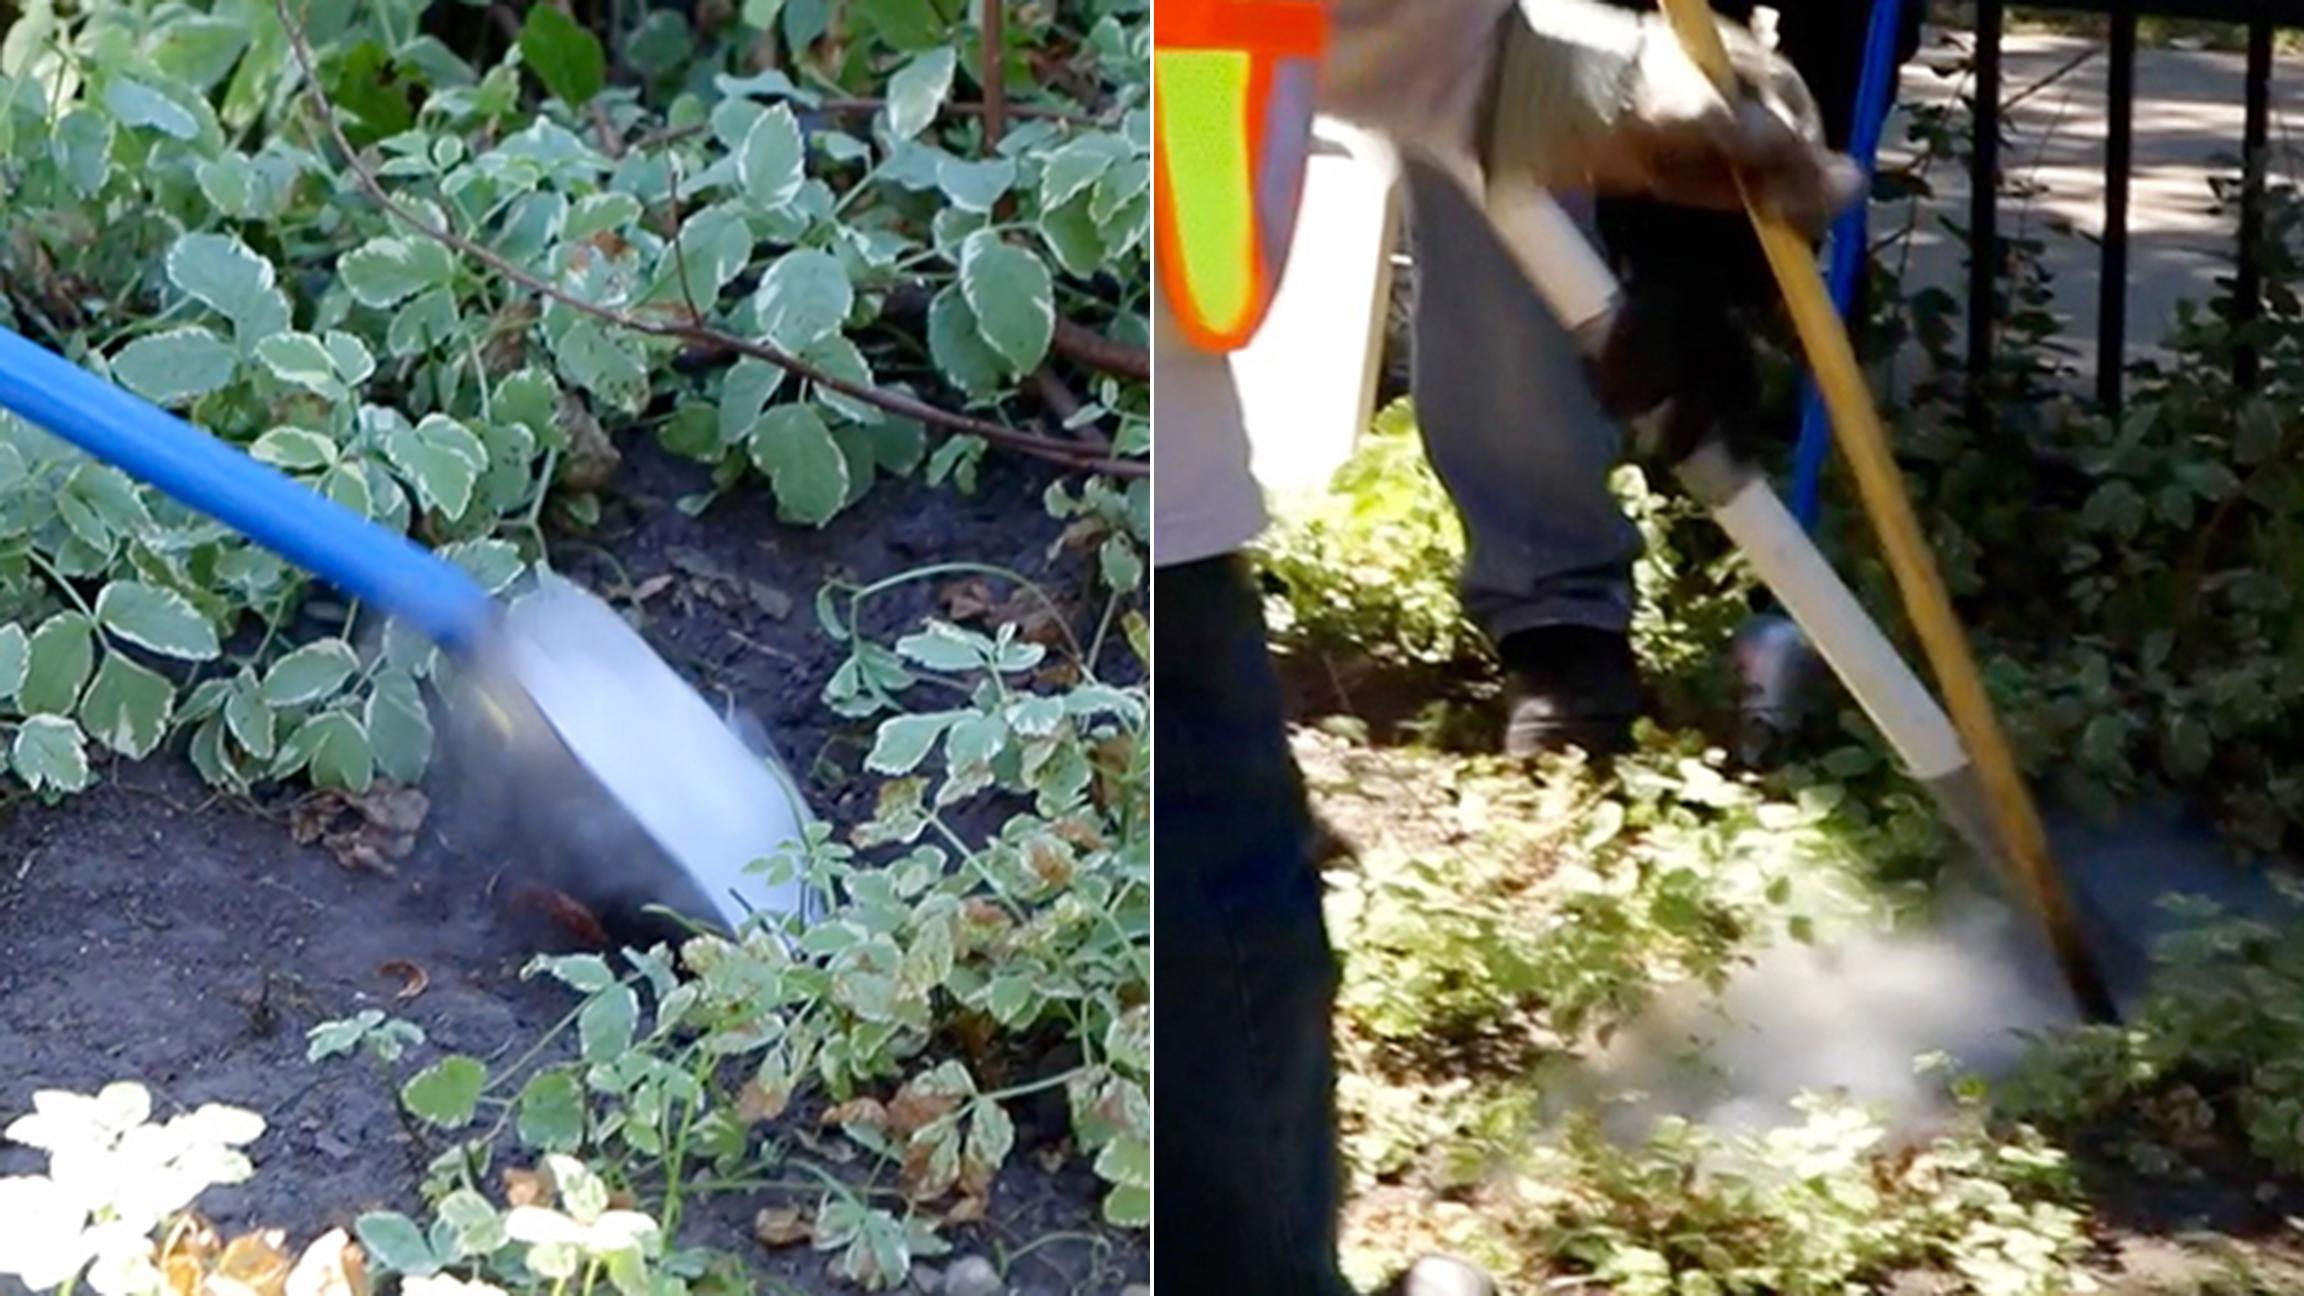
xmin=0 ymin=440 xmax=1144 ymax=1295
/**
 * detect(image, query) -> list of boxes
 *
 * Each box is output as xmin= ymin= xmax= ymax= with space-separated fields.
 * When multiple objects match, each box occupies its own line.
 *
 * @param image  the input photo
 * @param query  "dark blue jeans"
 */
xmin=1153 ymin=553 xmax=1356 ymax=1296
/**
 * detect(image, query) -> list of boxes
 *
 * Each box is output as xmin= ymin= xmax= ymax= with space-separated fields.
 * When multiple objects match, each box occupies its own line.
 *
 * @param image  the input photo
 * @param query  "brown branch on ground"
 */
xmin=1030 ymin=367 xmax=1111 ymax=450
xmin=273 ymin=0 xmax=1142 ymax=478
xmin=1051 ymin=318 xmax=1148 ymax=383
xmin=979 ymin=0 xmax=1009 ymax=150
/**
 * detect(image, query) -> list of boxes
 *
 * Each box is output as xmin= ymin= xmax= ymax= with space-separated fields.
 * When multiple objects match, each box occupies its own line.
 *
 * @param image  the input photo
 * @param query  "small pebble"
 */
xmin=910 ymin=1263 xmax=943 ymax=1293
xmin=942 ymin=1255 xmax=1002 ymax=1296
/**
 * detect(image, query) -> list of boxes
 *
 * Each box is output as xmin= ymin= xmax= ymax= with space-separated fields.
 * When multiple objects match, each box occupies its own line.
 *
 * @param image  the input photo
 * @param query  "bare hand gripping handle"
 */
xmin=0 ymin=327 xmax=497 ymax=653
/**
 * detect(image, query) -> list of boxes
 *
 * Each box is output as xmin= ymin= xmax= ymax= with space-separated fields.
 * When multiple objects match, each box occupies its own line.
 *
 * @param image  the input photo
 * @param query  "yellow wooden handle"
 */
xmin=1653 ymin=0 xmax=2115 ymax=1019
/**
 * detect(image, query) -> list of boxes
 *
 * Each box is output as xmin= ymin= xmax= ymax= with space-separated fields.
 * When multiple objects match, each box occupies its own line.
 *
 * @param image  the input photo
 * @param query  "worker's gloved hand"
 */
xmin=1482 ymin=0 xmax=1864 ymax=238
xmin=1590 ymin=11 xmax=1856 ymax=235
xmin=1571 ymin=279 xmax=1764 ymax=469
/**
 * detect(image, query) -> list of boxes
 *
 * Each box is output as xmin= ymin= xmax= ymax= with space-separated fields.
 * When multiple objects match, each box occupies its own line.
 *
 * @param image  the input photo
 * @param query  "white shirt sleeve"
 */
xmin=1150 ymin=298 xmax=1271 ymax=569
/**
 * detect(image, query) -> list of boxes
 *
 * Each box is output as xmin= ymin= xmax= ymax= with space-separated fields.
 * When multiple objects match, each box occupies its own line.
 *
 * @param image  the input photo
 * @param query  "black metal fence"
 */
xmin=1966 ymin=1 xmax=2288 ymax=425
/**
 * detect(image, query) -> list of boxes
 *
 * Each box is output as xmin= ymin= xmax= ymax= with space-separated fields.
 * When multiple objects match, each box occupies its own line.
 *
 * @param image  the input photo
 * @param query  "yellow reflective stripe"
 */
xmin=1156 ymin=49 xmax=1257 ymax=340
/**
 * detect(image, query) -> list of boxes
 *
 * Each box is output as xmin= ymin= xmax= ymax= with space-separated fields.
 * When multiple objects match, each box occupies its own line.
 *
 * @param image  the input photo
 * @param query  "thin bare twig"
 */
xmin=589 ymin=100 xmax=626 ymax=158
xmin=273 ymin=0 xmax=1143 ymax=478
xmin=664 ymin=153 xmax=705 ymax=327
xmin=979 ymin=0 xmax=1009 ymax=150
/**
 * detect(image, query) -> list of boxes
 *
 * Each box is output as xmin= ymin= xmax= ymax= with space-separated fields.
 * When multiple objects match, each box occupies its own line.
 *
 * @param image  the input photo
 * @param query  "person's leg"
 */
xmin=1402 ymin=161 xmax=1640 ymax=644
xmin=1153 ymin=553 xmax=1356 ymax=1296
xmin=1400 ymin=160 xmax=1645 ymax=754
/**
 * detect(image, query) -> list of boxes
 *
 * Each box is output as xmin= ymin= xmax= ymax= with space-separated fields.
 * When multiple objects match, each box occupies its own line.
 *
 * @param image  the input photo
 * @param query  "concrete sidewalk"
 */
xmin=1885 ymin=26 xmax=2304 ymax=380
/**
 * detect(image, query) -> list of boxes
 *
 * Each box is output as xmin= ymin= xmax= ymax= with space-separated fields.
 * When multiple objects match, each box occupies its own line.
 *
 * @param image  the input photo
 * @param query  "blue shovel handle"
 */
xmin=1789 ymin=0 xmax=1909 ymax=532
xmin=0 ymin=326 xmax=497 ymax=653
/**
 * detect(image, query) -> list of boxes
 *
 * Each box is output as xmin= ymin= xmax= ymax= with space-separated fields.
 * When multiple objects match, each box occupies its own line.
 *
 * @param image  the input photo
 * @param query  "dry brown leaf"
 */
xmin=210 ymin=1230 xmax=293 ymax=1296
xmin=376 ymin=960 xmax=428 ymax=1001
xmin=1025 ymin=838 xmax=1074 ymax=888
xmin=480 ymin=302 xmax=538 ymax=376
xmin=940 ymin=577 xmax=995 ymax=621
xmin=885 ymin=1086 xmax=962 ymax=1139
xmin=1053 ymin=518 xmax=1104 ymax=556
xmin=285 ymin=1229 xmax=368 ymax=1296
xmin=1051 ymin=815 xmax=1103 ymax=850
xmin=157 ymin=1214 xmax=219 ymax=1296
xmin=506 ymin=884 xmax=611 ymax=949
xmin=943 ymin=1191 xmax=990 ymax=1225
xmin=290 ymin=787 xmax=429 ymax=874
xmin=501 ymin=1166 xmax=554 ymax=1208
xmin=792 ymin=1124 xmax=859 ymax=1163
xmin=1031 ymin=660 xmax=1083 ymax=690
xmin=752 ymin=1206 xmax=813 ymax=1248
xmin=900 ymin=1135 xmax=955 ymax=1201
xmin=556 ymin=393 xmax=621 ymax=494
xmin=940 ymin=577 xmax=1068 ymax=649
xmin=821 ymin=1097 xmax=889 ymax=1133
xmin=631 ymin=573 xmax=677 ymax=603
xmin=736 ymin=1079 xmax=789 ymax=1125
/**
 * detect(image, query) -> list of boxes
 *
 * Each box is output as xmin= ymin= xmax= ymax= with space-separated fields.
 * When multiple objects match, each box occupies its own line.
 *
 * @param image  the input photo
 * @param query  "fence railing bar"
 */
xmin=1969 ymin=0 xmax=2006 ymax=433
xmin=2100 ymin=4 xmax=2138 ymax=417
xmin=2236 ymin=9 xmax=2274 ymax=390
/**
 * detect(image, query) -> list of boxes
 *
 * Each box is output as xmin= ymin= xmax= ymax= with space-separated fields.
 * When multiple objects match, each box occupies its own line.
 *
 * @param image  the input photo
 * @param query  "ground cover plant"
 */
xmin=0 ymin=0 xmax=1147 ymax=1291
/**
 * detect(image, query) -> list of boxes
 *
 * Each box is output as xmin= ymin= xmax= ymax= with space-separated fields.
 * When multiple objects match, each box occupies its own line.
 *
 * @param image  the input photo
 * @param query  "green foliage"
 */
xmin=281 ymin=562 xmax=1145 ymax=1290
xmin=1999 ymin=886 xmax=2304 ymax=1181
xmin=1314 ymin=731 xmax=2084 ymax=1296
xmin=1853 ymin=88 xmax=2304 ymax=852
xmin=1260 ymin=401 xmax=1757 ymax=724
xmin=1323 ymin=743 xmax=1767 ymax=1056
xmin=0 ymin=0 xmax=1147 ymax=806
xmin=1507 ymin=1099 xmax=2087 ymax=1296
xmin=808 ymin=558 xmax=1149 ymax=1229
xmin=307 ymin=1006 xmax=428 ymax=1063
xmin=1258 ymin=399 xmax=1480 ymax=671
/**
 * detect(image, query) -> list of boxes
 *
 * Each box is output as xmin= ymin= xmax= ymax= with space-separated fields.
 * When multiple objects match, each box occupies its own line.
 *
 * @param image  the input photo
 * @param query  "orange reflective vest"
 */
xmin=1153 ymin=0 xmax=1329 ymax=353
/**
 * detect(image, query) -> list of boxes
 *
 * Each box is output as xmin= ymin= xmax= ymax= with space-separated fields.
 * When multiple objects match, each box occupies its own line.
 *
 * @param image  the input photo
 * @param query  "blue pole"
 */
xmin=1789 ymin=0 xmax=1907 ymax=531
xmin=0 ymin=327 xmax=497 ymax=653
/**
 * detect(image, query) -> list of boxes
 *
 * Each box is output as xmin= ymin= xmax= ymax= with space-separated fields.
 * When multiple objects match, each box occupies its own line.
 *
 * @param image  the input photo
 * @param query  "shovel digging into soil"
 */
xmin=0 ymin=324 xmax=811 ymax=948
xmin=1452 ymin=0 xmax=2290 ymax=1030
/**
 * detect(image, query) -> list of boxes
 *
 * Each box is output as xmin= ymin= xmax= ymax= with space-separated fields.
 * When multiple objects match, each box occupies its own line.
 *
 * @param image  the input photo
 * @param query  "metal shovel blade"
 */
xmin=446 ymin=574 xmax=812 ymax=946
